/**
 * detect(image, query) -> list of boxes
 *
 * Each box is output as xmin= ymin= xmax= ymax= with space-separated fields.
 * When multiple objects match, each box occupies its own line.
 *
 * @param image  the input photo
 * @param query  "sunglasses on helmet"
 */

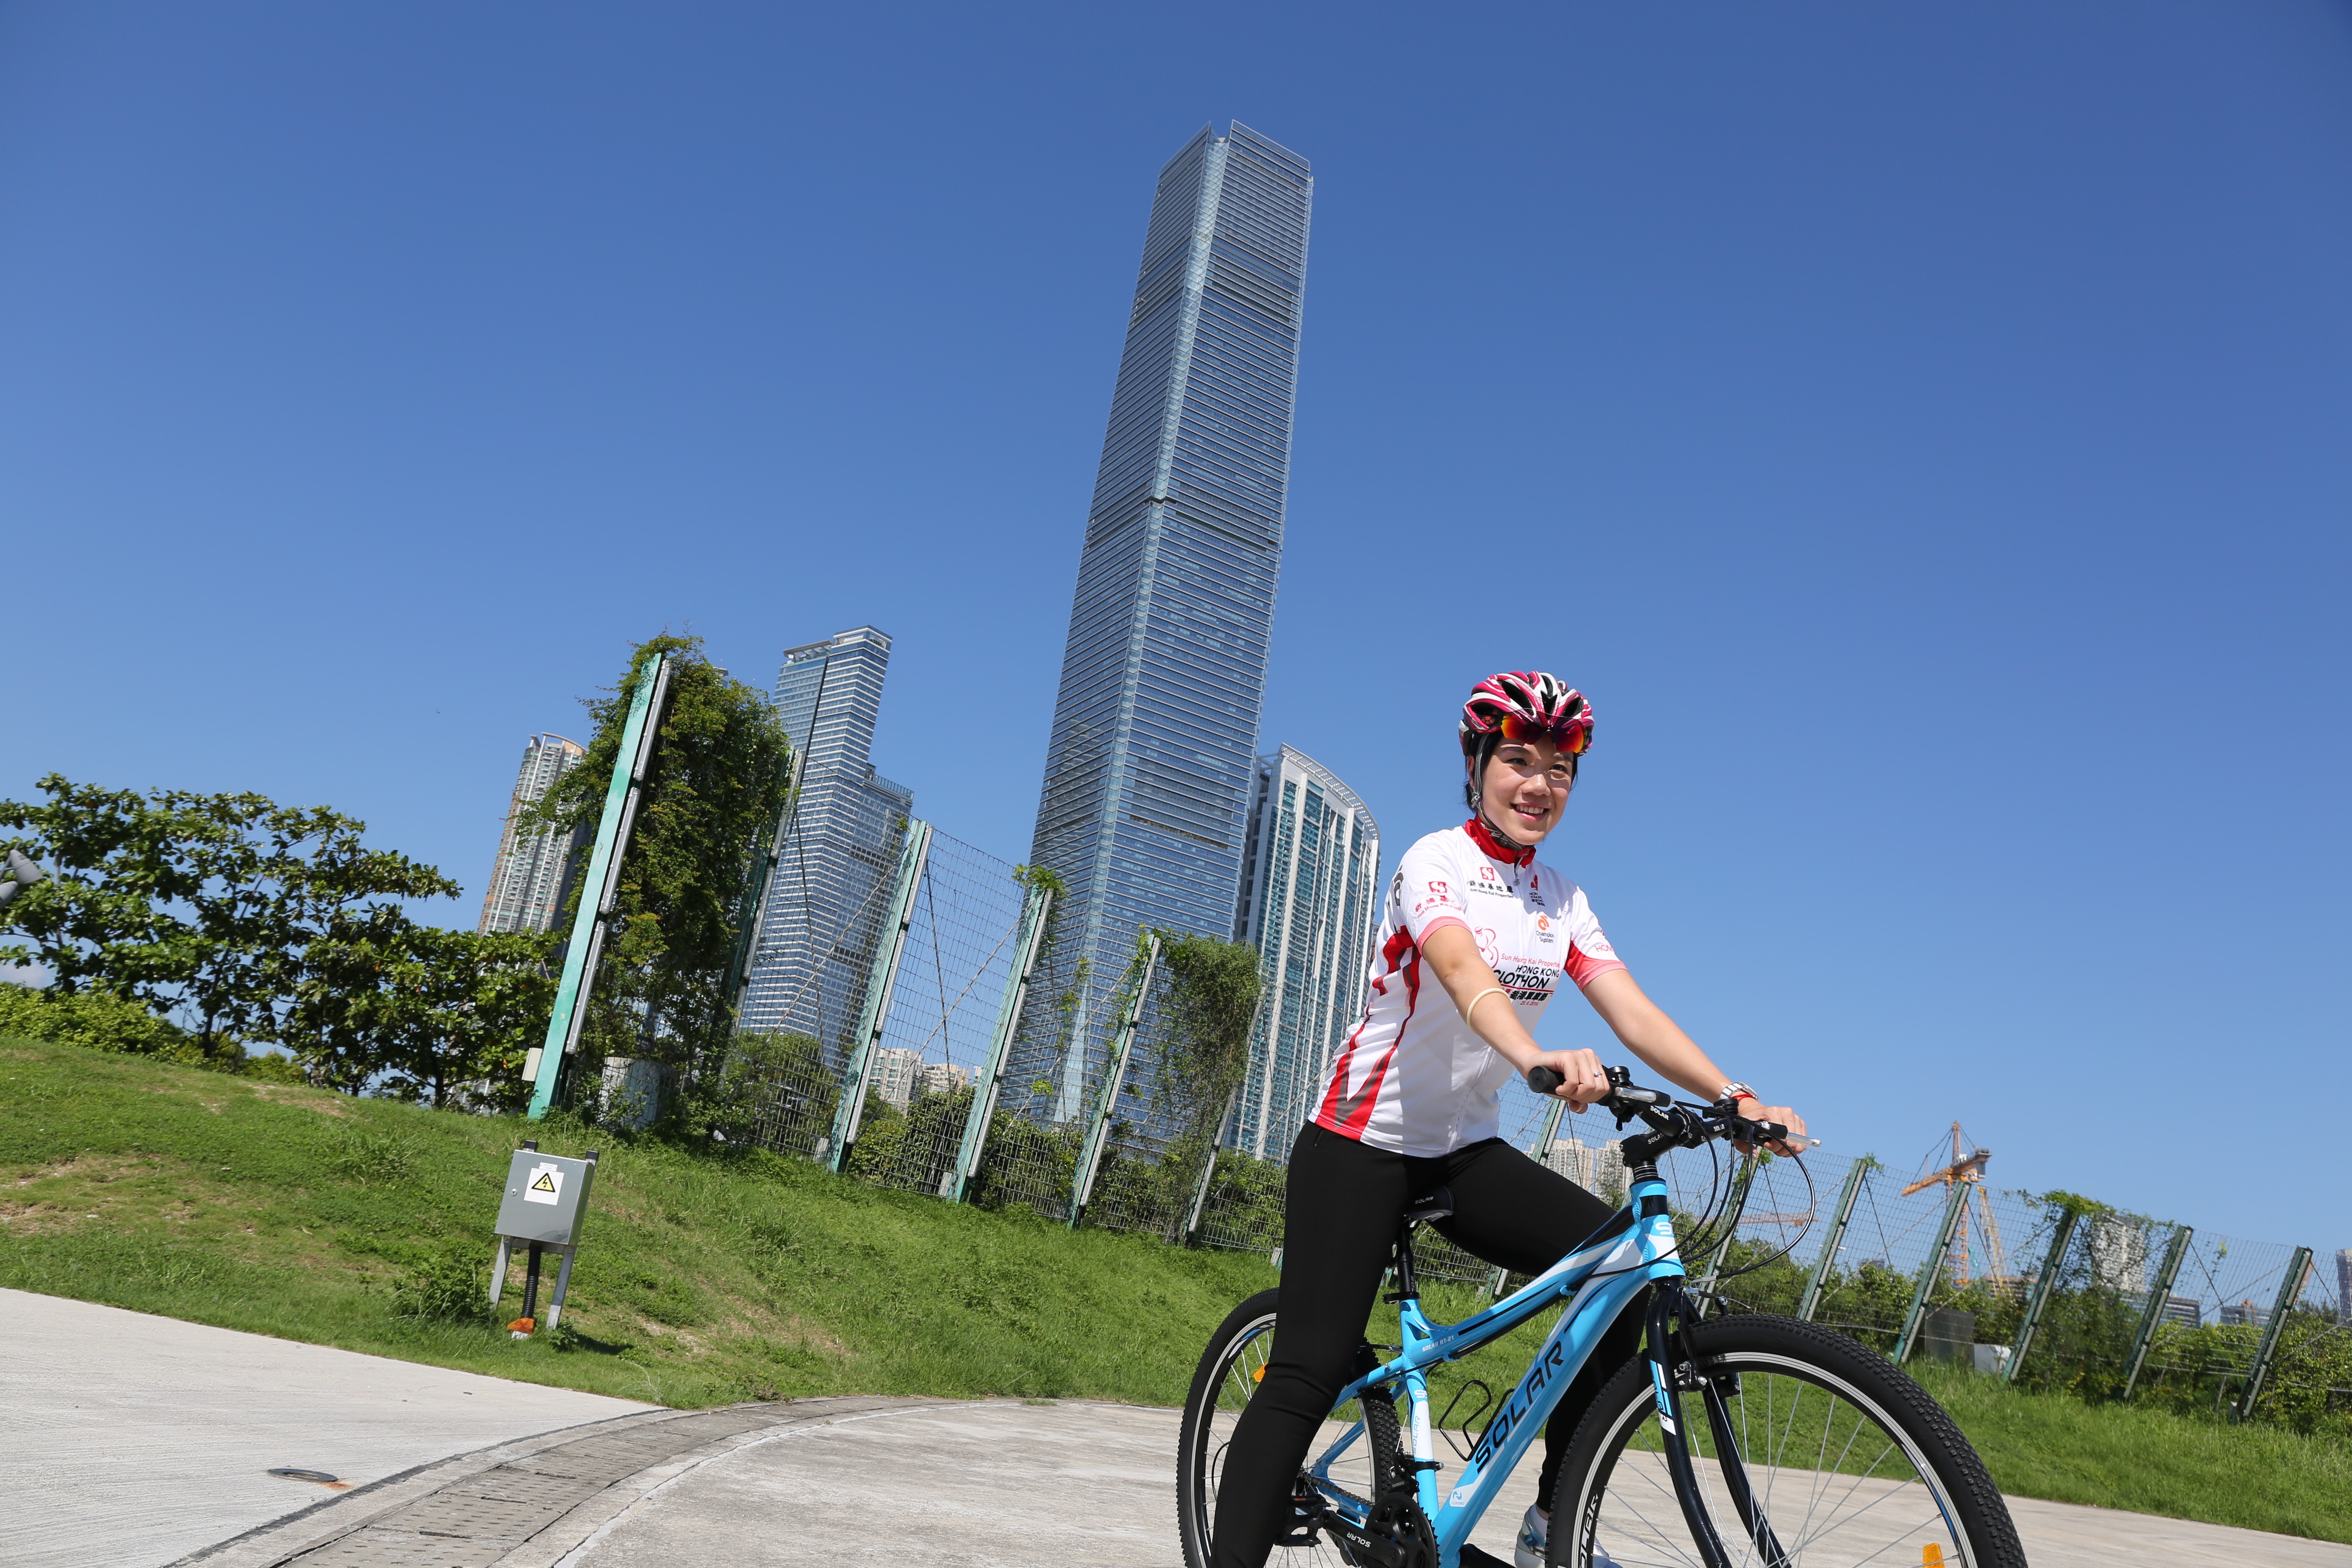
xmin=1497 ymin=714 xmax=1591 ymax=754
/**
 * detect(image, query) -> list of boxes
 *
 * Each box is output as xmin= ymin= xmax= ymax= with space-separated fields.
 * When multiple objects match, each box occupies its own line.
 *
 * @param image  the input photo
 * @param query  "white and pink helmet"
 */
xmin=1459 ymin=671 xmax=1593 ymax=758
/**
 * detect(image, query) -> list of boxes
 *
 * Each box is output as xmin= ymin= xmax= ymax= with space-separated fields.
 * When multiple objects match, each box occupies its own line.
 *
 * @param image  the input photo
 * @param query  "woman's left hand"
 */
xmin=1734 ymin=1098 xmax=1808 ymax=1156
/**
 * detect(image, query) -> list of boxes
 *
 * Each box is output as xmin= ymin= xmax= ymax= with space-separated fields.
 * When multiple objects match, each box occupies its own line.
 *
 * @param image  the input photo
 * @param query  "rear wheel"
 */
xmin=1177 ymin=1288 xmax=1408 ymax=1568
xmin=1550 ymin=1314 xmax=2025 ymax=1568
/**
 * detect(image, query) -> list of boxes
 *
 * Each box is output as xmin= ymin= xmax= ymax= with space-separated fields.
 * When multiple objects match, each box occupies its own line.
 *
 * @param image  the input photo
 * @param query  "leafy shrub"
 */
xmin=390 ymin=1245 xmax=488 ymax=1321
xmin=0 ymin=984 xmax=194 ymax=1056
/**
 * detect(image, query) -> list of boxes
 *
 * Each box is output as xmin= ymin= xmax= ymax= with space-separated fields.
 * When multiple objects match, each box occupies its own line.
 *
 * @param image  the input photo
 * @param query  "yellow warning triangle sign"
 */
xmin=531 ymin=1171 xmax=558 ymax=1193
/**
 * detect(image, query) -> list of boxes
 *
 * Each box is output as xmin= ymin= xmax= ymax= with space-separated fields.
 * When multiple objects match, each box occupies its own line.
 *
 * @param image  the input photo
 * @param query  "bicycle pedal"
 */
xmin=1455 ymin=1546 xmax=1513 ymax=1568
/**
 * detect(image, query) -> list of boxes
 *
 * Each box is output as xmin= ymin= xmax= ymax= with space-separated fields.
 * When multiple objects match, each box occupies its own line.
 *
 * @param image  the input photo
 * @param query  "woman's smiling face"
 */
xmin=1481 ymin=738 xmax=1575 ymax=844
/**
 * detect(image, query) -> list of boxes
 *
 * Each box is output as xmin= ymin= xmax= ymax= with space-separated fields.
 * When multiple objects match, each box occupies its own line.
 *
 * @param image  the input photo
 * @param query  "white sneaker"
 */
xmin=1516 ymin=1503 xmax=1619 ymax=1568
xmin=1513 ymin=1503 xmax=1548 ymax=1568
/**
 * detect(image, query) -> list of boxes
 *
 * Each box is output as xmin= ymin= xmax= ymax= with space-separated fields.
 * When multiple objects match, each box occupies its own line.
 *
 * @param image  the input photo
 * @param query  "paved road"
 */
xmin=0 ymin=1289 xmax=652 ymax=1568
xmin=5 ymin=1290 xmax=2342 ymax=1567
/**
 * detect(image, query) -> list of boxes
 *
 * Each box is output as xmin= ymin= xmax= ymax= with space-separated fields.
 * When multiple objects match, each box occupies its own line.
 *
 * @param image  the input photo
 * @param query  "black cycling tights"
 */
xmin=1209 ymin=1122 xmax=1643 ymax=1568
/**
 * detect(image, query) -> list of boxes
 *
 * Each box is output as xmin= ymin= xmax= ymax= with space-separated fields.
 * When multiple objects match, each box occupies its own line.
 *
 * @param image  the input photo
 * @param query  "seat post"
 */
xmin=1392 ymin=1218 xmax=1421 ymax=1302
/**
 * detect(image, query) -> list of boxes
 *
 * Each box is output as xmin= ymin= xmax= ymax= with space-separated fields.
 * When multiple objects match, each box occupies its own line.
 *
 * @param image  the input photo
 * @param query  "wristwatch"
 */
xmin=1717 ymin=1080 xmax=1759 ymax=1106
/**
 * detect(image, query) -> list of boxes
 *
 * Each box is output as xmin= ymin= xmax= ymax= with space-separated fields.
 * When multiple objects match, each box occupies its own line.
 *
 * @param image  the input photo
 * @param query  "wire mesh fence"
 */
xmin=840 ymin=831 xmax=1027 ymax=1199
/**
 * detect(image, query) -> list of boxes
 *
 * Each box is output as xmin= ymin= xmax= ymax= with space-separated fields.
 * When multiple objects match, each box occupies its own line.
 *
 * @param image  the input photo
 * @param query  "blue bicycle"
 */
xmin=1178 ymin=1069 xmax=2025 ymax=1568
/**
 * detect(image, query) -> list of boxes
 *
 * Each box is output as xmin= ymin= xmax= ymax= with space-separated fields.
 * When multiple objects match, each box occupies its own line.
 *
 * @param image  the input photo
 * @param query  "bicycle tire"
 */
xmin=1550 ymin=1314 xmax=2025 ymax=1568
xmin=1178 ymin=1288 xmax=1408 ymax=1568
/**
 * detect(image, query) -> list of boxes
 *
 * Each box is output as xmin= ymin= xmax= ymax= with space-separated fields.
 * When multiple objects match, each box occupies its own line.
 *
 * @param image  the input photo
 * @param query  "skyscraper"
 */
xmin=478 ymin=734 xmax=590 ymax=935
xmin=1229 ymin=746 xmax=1379 ymax=1158
xmin=740 ymin=628 xmax=914 ymax=1062
xmin=1020 ymin=122 xmax=1313 ymax=1118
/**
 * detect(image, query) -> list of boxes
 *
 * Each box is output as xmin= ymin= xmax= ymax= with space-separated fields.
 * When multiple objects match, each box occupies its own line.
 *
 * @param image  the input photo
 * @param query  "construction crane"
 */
xmin=1901 ymin=1123 xmax=2010 ymax=1286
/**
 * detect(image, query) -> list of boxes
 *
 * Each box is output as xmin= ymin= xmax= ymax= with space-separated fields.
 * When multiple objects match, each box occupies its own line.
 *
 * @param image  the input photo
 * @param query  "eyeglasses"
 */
xmin=1497 ymin=714 xmax=1591 ymax=755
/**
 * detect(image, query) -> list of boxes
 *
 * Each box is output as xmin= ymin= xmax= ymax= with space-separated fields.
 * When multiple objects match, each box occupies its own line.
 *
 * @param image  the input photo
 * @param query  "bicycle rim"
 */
xmin=1188 ymin=1308 xmax=1394 ymax=1568
xmin=1566 ymin=1352 xmax=1980 ymax=1568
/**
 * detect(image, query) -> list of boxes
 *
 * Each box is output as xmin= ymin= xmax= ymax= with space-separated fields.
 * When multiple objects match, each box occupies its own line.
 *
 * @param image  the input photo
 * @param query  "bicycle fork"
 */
xmin=1644 ymin=1280 xmax=1789 ymax=1568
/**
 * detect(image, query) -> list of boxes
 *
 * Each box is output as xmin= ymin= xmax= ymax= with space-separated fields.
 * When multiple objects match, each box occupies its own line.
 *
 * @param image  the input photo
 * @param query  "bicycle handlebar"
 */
xmin=1523 ymin=1064 xmax=1795 ymax=1152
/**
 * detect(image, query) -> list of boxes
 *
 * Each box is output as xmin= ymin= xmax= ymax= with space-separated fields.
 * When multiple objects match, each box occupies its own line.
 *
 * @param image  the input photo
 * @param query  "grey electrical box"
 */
xmin=492 ymin=1149 xmax=597 ymax=1247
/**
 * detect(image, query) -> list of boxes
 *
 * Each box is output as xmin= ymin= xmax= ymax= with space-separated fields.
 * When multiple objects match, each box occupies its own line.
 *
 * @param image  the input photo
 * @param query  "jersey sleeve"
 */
xmin=1562 ymin=887 xmax=1627 ymax=989
xmin=1397 ymin=837 xmax=1471 ymax=945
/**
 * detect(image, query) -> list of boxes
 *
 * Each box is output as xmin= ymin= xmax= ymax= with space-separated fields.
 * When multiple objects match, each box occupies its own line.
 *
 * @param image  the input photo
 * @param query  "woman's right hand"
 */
xmin=1532 ymin=1047 xmax=1610 ymax=1109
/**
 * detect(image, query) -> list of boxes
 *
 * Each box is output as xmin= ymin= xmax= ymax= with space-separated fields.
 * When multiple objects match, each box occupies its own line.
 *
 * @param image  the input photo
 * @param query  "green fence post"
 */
xmin=944 ymin=882 xmax=1051 ymax=1204
xmin=2120 ymin=1224 xmax=2193 ymax=1401
xmin=2005 ymin=1206 xmax=2080 ymax=1383
xmin=1895 ymin=1177 xmax=1975 ymax=1363
xmin=1070 ymin=933 xmax=1160 ymax=1228
xmin=2235 ymin=1246 xmax=2314 ymax=1423
xmin=824 ymin=820 xmax=932 ymax=1173
xmin=528 ymin=653 xmax=673 ymax=1120
xmin=1692 ymin=1153 xmax=1762 ymax=1318
xmin=1798 ymin=1158 xmax=1870 ymax=1323
xmin=1183 ymin=1085 xmax=1241 ymax=1245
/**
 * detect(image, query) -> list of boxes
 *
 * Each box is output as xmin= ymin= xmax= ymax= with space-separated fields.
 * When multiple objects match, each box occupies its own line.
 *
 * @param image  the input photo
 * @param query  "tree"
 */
xmin=0 ymin=775 xmax=457 ymax=1062
xmin=529 ymin=635 xmax=793 ymax=1094
xmin=285 ymin=915 xmax=556 ymax=1106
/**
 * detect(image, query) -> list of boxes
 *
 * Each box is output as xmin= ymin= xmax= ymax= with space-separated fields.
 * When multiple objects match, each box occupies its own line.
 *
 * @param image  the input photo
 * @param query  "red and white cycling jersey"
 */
xmin=1311 ymin=818 xmax=1626 ymax=1156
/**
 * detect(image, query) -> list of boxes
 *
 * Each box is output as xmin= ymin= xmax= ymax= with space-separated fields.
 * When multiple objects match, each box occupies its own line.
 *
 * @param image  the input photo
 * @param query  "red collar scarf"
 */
xmin=1463 ymin=815 xmax=1537 ymax=868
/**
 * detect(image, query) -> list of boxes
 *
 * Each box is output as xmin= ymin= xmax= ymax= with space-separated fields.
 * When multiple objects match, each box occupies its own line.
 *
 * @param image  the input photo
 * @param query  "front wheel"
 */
xmin=1550 ymin=1314 xmax=2025 ymax=1568
xmin=1177 ymin=1288 xmax=1406 ymax=1568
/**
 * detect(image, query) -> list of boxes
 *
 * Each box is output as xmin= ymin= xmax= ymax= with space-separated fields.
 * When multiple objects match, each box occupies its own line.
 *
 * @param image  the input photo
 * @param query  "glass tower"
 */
xmin=1229 ymin=746 xmax=1380 ymax=1158
xmin=477 ymin=734 xmax=590 ymax=935
xmin=741 ymin=627 xmax=915 ymax=1064
xmin=1018 ymin=121 xmax=1314 ymax=1120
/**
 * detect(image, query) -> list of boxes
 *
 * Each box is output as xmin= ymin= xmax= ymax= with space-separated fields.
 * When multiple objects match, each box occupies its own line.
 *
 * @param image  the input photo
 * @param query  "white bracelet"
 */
xmin=1718 ymin=1080 xmax=1758 ymax=1105
xmin=1463 ymin=986 xmax=1509 ymax=1022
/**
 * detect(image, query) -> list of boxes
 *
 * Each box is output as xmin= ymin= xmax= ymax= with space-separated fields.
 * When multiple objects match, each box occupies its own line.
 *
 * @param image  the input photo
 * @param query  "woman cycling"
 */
xmin=1209 ymin=672 xmax=1807 ymax=1568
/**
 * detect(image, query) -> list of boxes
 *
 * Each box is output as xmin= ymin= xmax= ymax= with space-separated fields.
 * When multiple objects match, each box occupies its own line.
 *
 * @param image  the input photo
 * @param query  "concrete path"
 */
xmin=5 ymin=1288 xmax=2340 ymax=1567
xmin=177 ymin=1393 xmax=2347 ymax=1568
xmin=554 ymin=1400 xmax=2349 ymax=1568
xmin=0 ymin=1289 xmax=653 ymax=1568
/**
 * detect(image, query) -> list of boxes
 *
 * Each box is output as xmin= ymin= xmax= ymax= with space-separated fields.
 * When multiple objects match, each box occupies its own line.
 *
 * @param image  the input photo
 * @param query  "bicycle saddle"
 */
xmin=1403 ymin=1187 xmax=1454 ymax=1225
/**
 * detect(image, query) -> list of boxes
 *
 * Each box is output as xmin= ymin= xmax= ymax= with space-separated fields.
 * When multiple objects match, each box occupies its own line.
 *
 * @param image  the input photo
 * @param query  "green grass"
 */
xmin=0 ymin=1036 xmax=1274 ymax=1408
xmin=4 ymin=1037 xmax=2347 ymax=1543
xmin=1911 ymin=1360 xmax=2352 ymax=1543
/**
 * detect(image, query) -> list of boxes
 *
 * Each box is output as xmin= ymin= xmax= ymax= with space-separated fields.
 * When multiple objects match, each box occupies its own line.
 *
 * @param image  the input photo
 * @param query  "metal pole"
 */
xmin=530 ymin=654 xmax=671 ymax=1119
xmin=1184 ymin=1084 xmax=1243 ymax=1244
xmin=945 ymin=883 xmax=1052 ymax=1203
xmin=1692 ymin=1152 xmax=1761 ymax=1318
xmin=2120 ymin=1224 xmax=2193 ymax=1401
xmin=1069 ymin=933 xmax=1161 ymax=1227
xmin=2235 ymin=1246 xmax=2314 ymax=1423
xmin=825 ymin=820 xmax=933 ymax=1173
xmin=1894 ymin=1176 xmax=1975 ymax=1363
xmin=1798 ymin=1158 xmax=1870 ymax=1323
xmin=2005 ymin=1207 xmax=2081 ymax=1383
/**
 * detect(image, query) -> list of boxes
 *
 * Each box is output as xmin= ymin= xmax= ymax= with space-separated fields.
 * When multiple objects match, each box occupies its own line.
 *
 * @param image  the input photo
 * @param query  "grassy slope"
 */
xmin=0 ymin=1036 xmax=1275 ymax=1408
xmin=4 ymin=1037 xmax=2346 ymax=1541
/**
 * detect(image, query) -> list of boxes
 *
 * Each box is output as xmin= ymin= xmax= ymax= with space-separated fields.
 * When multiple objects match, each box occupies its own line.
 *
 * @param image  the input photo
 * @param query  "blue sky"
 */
xmin=3 ymin=4 xmax=2346 ymax=1250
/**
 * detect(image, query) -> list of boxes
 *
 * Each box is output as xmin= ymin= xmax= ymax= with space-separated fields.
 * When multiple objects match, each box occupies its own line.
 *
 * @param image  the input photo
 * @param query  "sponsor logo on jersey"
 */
xmin=1495 ymin=962 xmax=1558 ymax=1001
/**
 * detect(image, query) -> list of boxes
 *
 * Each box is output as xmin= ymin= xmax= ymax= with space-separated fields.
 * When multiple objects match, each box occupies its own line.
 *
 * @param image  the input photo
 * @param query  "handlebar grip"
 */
xmin=1526 ymin=1066 xmax=1564 ymax=1096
